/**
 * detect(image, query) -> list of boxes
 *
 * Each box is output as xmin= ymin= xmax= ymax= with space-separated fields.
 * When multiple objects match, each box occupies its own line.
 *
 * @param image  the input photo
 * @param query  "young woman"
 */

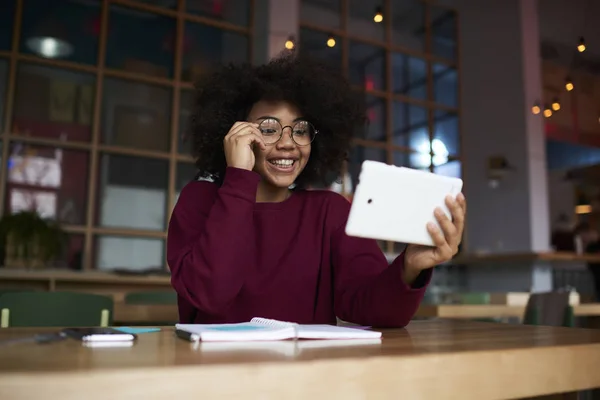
xmin=167 ymin=53 xmax=467 ymax=327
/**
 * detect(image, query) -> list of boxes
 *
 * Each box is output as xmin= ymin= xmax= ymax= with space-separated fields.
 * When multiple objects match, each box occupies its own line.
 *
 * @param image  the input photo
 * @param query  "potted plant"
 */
xmin=0 ymin=211 xmax=68 ymax=270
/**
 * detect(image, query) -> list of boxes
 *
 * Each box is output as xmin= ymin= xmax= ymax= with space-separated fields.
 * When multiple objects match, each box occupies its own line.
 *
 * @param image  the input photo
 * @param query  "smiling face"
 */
xmin=247 ymin=100 xmax=312 ymax=193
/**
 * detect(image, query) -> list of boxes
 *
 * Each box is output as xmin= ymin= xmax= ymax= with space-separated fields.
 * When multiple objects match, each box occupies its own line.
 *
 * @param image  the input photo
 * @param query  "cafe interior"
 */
xmin=1 ymin=0 xmax=600 ymax=398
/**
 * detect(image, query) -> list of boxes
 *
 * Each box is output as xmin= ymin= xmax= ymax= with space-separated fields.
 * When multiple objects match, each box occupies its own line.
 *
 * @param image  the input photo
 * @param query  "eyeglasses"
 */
xmin=258 ymin=118 xmax=318 ymax=147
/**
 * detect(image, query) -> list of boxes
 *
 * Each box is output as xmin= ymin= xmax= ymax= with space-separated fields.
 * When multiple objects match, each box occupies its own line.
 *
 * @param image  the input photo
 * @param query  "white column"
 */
xmin=457 ymin=0 xmax=549 ymax=255
xmin=520 ymin=0 xmax=550 ymax=253
xmin=453 ymin=0 xmax=551 ymax=291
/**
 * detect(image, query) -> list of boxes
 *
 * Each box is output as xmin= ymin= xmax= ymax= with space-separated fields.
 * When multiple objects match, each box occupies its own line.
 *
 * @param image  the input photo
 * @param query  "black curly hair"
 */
xmin=187 ymin=51 xmax=367 ymax=189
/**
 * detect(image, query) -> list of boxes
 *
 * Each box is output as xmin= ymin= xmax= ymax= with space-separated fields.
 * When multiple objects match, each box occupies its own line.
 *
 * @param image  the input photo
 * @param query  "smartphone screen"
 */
xmin=62 ymin=328 xmax=137 ymax=342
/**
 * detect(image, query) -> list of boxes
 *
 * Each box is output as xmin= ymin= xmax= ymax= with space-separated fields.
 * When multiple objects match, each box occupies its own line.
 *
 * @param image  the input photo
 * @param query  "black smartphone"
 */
xmin=61 ymin=327 xmax=137 ymax=342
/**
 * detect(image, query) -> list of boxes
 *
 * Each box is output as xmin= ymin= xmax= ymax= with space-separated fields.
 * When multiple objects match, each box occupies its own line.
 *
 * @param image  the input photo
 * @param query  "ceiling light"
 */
xmin=26 ymin=36 xmax=73 ymax=59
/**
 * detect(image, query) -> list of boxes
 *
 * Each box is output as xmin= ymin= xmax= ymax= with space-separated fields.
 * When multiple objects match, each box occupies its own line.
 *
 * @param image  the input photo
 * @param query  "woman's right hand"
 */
xmin=223 ymin=122 xmax=267 ymax=171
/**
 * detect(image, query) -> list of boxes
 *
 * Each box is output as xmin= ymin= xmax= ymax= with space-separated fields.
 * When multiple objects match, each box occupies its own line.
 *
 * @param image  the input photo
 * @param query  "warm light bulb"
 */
xmin=578 ymin=37 xmax=586 ymax=53
xmin=565 ymin=78 xmax=574 ymax=91
xmin=576 ymin=205 xmax=592 ymax=214
xmin=374 ymin=7 xmax=383 ymax=23
xmin=532 ymin=105 xmax=541 ymax=115
xmin=552 ymin=99 xmax=560 ymax=111
xmin=327 ymin=37 xmax=336 ymax=47
xmin=543 ymin=108 xmax=552 ymax=118
xmin=285 ymin=40 xmax=294 ymax=50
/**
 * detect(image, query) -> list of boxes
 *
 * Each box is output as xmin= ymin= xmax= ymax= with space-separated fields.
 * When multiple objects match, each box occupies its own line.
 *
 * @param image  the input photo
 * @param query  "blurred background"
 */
xmin=0 ymin=0 xmax=599 ymax=302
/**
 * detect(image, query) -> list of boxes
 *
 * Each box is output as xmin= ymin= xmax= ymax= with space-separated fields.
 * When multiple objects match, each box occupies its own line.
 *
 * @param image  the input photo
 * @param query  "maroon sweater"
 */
xmin=167 ymin=167 xmax=431 ymax=327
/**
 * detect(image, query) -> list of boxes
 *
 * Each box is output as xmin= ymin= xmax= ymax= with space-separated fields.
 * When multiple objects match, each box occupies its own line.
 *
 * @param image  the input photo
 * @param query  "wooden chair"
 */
xmin=0 ymin=291 xmax=113 ymax=328
xmin=522 ymin=291 xmax=574 ymax=327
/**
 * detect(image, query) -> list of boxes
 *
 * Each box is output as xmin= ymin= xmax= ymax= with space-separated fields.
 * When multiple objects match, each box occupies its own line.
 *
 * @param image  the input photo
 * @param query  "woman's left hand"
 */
xmin=404 ymin=193 xmax=467 ymax=273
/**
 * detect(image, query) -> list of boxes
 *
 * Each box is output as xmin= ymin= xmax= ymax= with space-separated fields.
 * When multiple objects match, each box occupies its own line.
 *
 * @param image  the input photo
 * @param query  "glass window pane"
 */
xmin=0 ymin=59 xmax=8 ymax=125
xmin=301 ymin=0 xmax=341 ymax=29
xmin=349 ymin=41 xmax=386 ymax=91
xmin=5 ymin=233 xmax=85 ymax=270
xmin=433 ymin=110 xmax=458 ymax=156
xmin=431 ymin=6 xmax=457 ymax=60
xmin=349 ymin=146 xmax=387 ymax=194
xmin=433 ymin=63 xmax=458 ymax=107
xmin=13 ymin=64 xmax=95 ymax=141
xmin=434 ymin=159 xmax=461 ymax=179
xmin=392 ymin=53 xmax=426 ymax=99
xmin=393 ymin=150 xmax=430 ymax=171
xmin=392 ymin=0 xmax=426 ymax=52
xmin=175 ymin=162 xmax=198 ymax=205
xmin=106 ymin=5 xmax=175 ymax=78
xmin=181 ymin=22 xmax=249 ymax=82
xmin=299 ymin=28 xmax=342 ymax=70
xmin=186 ymin=0 xmax=250 ymax=26
xmin=349 ymin=0 xmax=385 ymax=42
xmin=101 ymin=78 xmax=172 ymax=152
xmin=6 ymin=142 xmax=89 ymax=225
xmin=178 ymin=90 xmax=194 ymax=154
xmin=0 ymin=0 xmax=16 ymax=50
xmin=133 ymin=0 xmax=176 ymax=9
xmin=356 ymin=95 xmax=386 ymax=142
xmin=95 ymin=235 xmax=164 ymax=271
xmin=392 ymin=101 xmax=429 ymax=151
xmin=20 ymin=0 xmax=100 ymax=65
xmin=97 ymin=154 xmax=168 ymax=231
xmin=63 ymin=234 xmax=85 ymax=270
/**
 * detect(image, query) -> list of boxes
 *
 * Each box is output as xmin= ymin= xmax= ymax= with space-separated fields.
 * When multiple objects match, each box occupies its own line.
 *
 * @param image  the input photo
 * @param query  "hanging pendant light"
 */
xmin=26 ymin=18 xmax=73 ymax=59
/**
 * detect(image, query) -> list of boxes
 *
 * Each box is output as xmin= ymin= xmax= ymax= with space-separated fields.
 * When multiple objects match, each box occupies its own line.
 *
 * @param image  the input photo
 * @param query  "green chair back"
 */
xmin=0 ymin=289 xmax=31 ymax=297
xmin=124 ymin=291 xmax=177 ymax=305
xmin=0 ymin=291 xmax=113 ymax=327
xmin=522 ymin=292 xmax=574 ymax=327
xmin=460 ymin=293 xmax=491 ymax=304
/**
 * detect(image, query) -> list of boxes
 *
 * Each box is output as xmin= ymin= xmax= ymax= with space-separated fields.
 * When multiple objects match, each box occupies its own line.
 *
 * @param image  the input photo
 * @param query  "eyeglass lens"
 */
xmin=258 ymin=119 xmax=316 ymax=146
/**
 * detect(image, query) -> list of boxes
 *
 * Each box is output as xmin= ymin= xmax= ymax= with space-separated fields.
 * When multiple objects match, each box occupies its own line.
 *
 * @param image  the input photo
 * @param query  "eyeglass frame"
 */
xmin=257 ymin=118 xmax=319 ymax=147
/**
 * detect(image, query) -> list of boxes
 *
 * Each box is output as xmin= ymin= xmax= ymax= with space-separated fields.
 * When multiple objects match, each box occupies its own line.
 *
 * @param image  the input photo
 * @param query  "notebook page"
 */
xmin=296 ymin=324 xmax=382 ymax=339
xmin=250 ymin=317 xmax=298 ymax=329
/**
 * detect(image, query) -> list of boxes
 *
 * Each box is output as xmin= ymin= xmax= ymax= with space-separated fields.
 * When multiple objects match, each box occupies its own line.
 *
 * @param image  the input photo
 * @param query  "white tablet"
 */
xmin=345 ymin=161 xmax=463 ymax=246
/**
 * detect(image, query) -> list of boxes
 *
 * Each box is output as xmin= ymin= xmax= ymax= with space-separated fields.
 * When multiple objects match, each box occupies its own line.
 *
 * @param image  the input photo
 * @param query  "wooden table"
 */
xmin=1 ymin=320 xmax=599 ymax=399
xmin=415 ymin=303 xmax=600 ymax=319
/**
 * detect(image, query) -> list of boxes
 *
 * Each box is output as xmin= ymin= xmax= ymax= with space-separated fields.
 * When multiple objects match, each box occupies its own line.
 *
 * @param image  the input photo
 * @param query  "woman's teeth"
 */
xmin=269 ymin=159 xmax=295 ymax=167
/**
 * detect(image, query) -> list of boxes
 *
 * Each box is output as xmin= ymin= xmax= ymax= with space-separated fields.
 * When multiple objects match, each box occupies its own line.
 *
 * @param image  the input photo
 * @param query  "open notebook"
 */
xmin=175 ymin=317 xmax=382 ymax=342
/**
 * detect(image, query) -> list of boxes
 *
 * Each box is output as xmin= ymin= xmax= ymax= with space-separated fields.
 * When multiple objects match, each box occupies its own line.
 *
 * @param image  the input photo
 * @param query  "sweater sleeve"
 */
xmin=167 ymin=167 xmax=261 ymax=316
xmin=330 ymin=198 xmax=432 ymax=328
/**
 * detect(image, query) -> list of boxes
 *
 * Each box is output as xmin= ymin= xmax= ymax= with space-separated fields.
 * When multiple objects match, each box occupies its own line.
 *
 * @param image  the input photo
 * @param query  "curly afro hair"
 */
xmin=188 ymin=51 xmax=367 ymax=188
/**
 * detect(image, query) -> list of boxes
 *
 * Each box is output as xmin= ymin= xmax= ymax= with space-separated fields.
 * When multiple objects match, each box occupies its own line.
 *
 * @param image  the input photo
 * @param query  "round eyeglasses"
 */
xmin=258 ymin=118 xmax=318 ymax=147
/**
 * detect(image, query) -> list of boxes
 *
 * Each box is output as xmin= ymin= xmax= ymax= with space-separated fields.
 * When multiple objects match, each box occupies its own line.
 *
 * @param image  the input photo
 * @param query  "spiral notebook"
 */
xmin=175 ymin=317 xmax=382 ymax=342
